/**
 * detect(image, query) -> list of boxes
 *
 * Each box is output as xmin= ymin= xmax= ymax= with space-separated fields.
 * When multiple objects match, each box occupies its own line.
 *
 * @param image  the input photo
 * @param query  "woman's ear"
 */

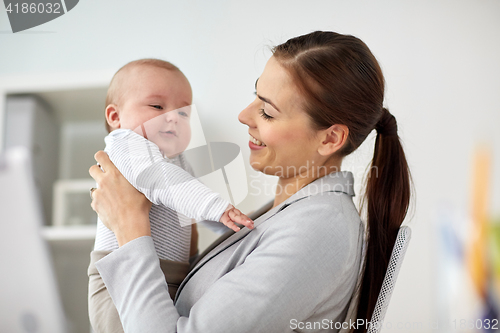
xmin=317 ymin=124 xmax=349 ymax=156
xmin=105 ymin=104 xmax=121 ymax=130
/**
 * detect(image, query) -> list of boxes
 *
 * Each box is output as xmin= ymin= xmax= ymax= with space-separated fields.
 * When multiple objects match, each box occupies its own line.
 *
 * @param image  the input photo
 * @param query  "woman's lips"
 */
xmin=249 ymin=134 xmax=266 ymax=150
xmin=249 ymin=134 xmax=266 ymax=146
xmin=249 ymin=141 xmax=266 ymax=150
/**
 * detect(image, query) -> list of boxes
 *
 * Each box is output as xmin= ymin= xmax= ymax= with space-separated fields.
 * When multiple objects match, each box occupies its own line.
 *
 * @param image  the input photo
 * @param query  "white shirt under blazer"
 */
xmin=96 ymin=171 xmax=364 ymax=333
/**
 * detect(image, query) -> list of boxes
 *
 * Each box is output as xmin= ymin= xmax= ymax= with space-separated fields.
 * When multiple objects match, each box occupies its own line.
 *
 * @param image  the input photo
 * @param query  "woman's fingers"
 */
xmin=88 ymin=151 xmax=153 ymax=246
xmin=89 ymin=164 xmax=104 ymax=182
xmin=94 ymin=151 xmax=113 ymax=173
xmin=89 ymin=151 xmax=110 ymax=182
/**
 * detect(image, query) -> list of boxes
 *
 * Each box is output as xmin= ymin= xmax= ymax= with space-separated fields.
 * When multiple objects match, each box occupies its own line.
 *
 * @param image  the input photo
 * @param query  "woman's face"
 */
xmin=238 ymin=56 xmax=323 ymax=179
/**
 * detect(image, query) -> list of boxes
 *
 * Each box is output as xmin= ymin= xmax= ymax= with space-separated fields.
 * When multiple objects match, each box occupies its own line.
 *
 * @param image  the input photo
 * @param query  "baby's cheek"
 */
xmin=143 ymin=115 xmax=165 ymax=129
xmin=179 ymin=124 xmax=191 ymax=146
xmin=147 ymin=135 xmax=163 ymax=149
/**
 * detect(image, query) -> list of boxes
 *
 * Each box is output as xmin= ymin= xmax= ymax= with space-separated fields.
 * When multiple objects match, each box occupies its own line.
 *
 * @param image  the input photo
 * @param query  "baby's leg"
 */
xmin=88 ymin=251 xmax=124 ymax=333
xmin=89 ymin=220 xmax=122 ymax=332
xmin=159 ymin=258 xmax=190 ymax=300
xmin=87 ymin=251 xmax=189 ymax=333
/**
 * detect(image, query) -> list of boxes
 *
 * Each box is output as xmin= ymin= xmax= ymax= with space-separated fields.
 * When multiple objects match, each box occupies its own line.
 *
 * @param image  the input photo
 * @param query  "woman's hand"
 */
xmin=89 ymin=151 xmax=152 ymax=246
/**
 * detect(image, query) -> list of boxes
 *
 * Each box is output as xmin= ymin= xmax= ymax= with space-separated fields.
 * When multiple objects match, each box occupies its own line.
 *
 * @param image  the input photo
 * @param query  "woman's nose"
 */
xmin=238 ymin=99 xmax=257 ymax=127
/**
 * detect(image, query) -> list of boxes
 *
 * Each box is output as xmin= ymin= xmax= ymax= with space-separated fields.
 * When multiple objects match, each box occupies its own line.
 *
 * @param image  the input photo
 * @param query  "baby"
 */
xmin=88 ymin=59 xmax=253 ymax=333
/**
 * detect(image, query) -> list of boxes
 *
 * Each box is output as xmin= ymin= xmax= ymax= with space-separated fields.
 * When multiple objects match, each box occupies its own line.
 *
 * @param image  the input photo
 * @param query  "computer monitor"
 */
xmin=0 ymin=147 xmax=66 ymax=333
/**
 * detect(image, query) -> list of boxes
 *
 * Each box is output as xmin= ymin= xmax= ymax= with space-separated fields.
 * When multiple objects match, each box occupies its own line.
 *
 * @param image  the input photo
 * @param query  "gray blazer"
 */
xmin=95 ymin=171 xmax=364 ymax=332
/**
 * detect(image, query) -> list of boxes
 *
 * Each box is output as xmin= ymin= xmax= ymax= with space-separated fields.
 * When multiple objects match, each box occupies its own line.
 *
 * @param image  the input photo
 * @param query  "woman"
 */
xmin=89 ymin=31 xmax=411 ymax=333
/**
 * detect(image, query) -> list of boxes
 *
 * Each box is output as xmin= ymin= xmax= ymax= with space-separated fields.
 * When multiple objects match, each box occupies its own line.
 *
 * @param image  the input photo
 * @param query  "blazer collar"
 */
xmin=175 ymin=171 xmax=355 ymax=301
xmin=286 ymin=171 xmax=355 ymax=203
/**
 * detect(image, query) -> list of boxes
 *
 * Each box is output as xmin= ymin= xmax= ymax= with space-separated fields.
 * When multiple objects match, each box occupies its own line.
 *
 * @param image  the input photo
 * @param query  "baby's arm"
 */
xmin=105 ymin=129 xmax=226 ymax=221
xmin=104 ymin=129 xmax=253 ymax=230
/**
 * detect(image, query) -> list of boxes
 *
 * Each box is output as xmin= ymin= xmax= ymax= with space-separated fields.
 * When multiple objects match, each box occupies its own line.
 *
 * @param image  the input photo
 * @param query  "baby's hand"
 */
xmin=220 ymin=205 xmax=254 ymax=232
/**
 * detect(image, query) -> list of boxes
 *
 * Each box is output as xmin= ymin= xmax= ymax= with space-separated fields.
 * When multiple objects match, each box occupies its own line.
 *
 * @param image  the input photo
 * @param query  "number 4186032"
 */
xmin=5 ymin=2 xmax=62 ymax=14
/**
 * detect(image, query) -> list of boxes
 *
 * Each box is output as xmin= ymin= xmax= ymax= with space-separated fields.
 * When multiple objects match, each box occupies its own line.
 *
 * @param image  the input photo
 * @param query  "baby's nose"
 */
xmin=165 ymin=110 xmax=178 ymax=122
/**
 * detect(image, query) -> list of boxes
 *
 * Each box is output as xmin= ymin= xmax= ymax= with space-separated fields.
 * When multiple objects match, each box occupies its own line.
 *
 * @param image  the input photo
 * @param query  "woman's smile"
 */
xmin=249 ymin=134 xmax=266 ymax=149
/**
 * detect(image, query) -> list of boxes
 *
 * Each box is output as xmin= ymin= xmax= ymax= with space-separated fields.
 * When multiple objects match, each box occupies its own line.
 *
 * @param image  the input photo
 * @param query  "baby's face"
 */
xmin=117 ymin=65 xmax=192 ymax=158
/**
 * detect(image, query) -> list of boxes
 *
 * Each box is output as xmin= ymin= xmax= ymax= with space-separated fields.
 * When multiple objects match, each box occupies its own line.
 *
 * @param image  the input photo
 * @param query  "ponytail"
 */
xmin=354 ymin=108 xmax=412 ymax=332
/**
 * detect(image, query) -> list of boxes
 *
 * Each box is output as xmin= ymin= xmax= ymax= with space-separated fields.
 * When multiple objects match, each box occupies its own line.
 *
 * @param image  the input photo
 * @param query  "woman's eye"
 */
xmin=259 ymin=109 xmax=273 ymax=121
xmin=151 ymin=105 xmax=163 ymax=110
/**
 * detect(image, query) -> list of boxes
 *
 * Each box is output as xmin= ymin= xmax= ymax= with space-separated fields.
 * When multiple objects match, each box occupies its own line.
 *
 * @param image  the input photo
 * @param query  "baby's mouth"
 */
xmin=160 ymin=130 xmax=177 ymax=137
xmin=250 ymin=134 xmax=266 ymax=147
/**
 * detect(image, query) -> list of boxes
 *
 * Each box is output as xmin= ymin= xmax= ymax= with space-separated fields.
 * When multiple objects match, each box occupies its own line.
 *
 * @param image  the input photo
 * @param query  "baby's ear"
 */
xmin=105 ymin=104 xmax=120 ymax=130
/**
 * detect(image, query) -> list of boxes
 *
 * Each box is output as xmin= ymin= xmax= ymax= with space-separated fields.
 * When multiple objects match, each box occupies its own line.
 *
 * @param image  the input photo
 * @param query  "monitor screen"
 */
xmin=0 ymin=147 xmax=66 ymax=333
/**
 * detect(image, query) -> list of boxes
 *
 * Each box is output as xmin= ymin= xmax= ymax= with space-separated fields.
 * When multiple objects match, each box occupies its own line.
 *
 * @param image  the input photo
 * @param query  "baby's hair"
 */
xmin=104 ymin=58 xmax=182 ymax=133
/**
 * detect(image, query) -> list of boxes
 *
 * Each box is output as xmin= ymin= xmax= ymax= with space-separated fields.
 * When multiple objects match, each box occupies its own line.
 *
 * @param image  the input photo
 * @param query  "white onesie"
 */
xmin=93 ymin=129 xmax=230 ymax=263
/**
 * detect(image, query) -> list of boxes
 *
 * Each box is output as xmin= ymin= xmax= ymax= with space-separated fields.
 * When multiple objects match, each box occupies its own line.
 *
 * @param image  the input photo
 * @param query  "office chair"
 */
xmin=367 ymin=226 xmax=412 ymax=333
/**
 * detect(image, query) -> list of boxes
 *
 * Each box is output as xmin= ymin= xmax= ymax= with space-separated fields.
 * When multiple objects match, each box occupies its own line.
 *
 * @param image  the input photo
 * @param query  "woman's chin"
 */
xmin=249 ymin=155 xmax=264 ymax=172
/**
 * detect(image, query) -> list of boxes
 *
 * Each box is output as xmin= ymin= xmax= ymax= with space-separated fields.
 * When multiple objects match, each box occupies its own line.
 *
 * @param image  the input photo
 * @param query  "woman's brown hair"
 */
xmin=273 ymin=31 xmax=411 ymax=332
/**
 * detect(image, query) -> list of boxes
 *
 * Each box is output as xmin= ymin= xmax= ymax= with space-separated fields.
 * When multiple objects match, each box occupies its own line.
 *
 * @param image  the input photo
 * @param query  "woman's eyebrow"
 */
xmin=254 ymin=78 xmax=281 ymax=112
xmin=257 ymin=95 xmax=280 ymax=112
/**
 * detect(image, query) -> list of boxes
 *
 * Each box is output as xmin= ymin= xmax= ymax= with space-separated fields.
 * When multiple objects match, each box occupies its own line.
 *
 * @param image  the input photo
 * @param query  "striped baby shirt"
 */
xmin=93 ymin=129 xmax=230 ymax=262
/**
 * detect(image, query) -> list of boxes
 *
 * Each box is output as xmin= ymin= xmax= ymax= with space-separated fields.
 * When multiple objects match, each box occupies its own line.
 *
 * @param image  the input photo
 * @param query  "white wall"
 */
xmin=1 ymin=1 xmax=500 ymax=331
